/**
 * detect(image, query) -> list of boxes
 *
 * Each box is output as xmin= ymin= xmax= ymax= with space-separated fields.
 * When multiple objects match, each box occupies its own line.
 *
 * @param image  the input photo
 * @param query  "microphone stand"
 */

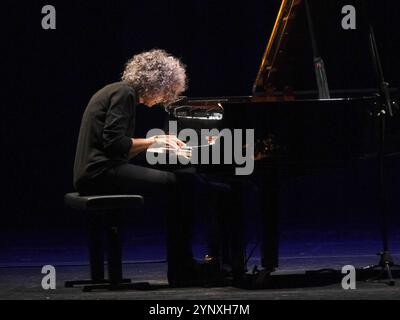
xmin=361 ymin=1 xmax=400 ymax=286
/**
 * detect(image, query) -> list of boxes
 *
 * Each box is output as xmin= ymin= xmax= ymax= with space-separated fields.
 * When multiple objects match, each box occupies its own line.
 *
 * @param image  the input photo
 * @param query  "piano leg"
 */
xmin=227 ymin=181 xmax=246 ymax=279
xmin=259 ymin=177 xmax=280 ymax=272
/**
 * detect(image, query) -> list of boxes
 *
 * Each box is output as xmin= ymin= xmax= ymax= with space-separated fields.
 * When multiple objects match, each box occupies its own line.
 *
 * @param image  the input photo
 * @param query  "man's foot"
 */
xmin=168 ymin=258 xmax=230 ymax=288
xmin=168 ymin=260 xmax=205 ymax=288
xmin=201 ymin=255 xmax=232 ymax=287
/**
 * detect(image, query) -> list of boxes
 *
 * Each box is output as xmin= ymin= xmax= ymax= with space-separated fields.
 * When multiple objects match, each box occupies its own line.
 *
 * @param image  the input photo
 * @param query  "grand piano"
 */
xmin=167 ymin=0 xmax=400 ymax=280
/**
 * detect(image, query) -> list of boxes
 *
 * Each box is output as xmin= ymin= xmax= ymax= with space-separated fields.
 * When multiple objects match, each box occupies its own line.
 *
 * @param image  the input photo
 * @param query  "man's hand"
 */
xmin=153 ymin=135 xmax=186 ymax=150
xmin=128 ymin=135 xmax=186 ymax=159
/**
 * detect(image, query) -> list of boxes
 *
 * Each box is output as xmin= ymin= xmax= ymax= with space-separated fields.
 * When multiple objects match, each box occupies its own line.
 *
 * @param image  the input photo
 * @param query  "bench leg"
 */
xmin=107 ymin=214 xmax=123 ymax=284
xmin=88 ymin=214 xmax=105 ymax=281
xmin=65 ymin=210 xmax=151 ymax=291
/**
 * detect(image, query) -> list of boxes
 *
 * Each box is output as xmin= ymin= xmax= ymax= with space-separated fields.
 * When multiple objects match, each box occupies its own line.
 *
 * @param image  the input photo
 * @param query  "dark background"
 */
xmin=1 ymin=0 xmax=400 ymax=239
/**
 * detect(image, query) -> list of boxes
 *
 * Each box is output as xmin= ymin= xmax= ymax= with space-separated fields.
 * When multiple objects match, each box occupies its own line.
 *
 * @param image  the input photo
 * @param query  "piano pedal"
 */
xmin=232 ymin=265 xmax=272 ymax=289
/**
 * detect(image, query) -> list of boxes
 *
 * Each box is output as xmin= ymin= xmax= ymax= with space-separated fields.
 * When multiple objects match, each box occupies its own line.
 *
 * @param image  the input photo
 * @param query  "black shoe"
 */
xmin=168 ymin=259 xmax=230 ymax=288
xmin=201 ymin=255 xmax=231 ymax=287
xmin=168 ymin=259 xmax=205 ymax=288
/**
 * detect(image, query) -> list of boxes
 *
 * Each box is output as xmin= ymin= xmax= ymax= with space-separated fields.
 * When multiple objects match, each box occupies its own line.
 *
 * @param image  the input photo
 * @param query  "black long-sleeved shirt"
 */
xmin=73 ymin=82 xmax=138 ymax=190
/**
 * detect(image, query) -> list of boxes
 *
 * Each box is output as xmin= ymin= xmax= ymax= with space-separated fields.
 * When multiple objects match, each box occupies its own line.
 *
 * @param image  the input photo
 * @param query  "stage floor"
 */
xmin=1 ymin=225 xmax=400 ymax=300
xmin=1 ymin=257 xmax=400 ymax=300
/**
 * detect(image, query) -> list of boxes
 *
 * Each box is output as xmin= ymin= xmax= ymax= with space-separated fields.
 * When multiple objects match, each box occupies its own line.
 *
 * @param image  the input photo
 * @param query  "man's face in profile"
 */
xmin=140 ymin=95 xmax=166 ymax=108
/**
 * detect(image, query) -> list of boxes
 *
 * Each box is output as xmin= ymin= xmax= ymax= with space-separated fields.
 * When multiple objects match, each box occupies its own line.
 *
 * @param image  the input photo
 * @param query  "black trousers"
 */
xmin=77 ymin=163 xmax=198 ymax=275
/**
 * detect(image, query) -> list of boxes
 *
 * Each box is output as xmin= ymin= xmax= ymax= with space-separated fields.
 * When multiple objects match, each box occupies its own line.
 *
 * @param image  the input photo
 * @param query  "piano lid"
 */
xmin=252 ymin=0 xmax=302 ymax=96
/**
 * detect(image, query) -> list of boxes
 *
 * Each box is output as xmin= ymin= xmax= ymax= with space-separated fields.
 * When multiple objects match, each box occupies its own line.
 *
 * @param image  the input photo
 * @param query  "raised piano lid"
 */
xmin=179 ymin=0 xmax=392 ymax=108
xmin=252 ymin=0 xmax=302 ymax=97
xmin=182 ymin=0 xmax=313 ymax=106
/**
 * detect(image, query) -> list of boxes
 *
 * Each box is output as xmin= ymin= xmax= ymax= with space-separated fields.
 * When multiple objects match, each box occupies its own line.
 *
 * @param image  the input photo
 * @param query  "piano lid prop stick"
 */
xmin=304 ymin=0 xmax=330 ymax=100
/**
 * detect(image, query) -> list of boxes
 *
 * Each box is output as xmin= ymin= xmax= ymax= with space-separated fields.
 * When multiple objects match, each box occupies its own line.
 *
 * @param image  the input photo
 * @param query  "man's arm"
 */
xmin=128 ymin=138 xmax=155 ymax=159
xmin=102 ymin=88 xmax=135 ymax=159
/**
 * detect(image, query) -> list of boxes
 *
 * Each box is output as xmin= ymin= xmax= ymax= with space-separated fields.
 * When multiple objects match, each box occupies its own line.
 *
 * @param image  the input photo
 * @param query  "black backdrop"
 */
xmin=1 ymin=0 xmax=399 ymax=228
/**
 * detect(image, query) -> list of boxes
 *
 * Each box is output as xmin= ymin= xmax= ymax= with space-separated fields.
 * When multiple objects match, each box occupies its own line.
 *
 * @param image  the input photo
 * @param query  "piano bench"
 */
xmin=64 ymin=193 xmax=150 ymax=292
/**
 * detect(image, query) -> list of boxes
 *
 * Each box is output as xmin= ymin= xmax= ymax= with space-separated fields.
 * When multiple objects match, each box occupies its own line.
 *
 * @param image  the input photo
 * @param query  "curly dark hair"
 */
xmin=122 ymin=49 xmax=187 ymax=104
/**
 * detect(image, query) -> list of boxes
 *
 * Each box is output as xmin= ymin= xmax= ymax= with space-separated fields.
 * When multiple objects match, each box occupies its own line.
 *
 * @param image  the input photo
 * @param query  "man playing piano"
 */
xmin=73 ymin=49 xmax=207 ymax=287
